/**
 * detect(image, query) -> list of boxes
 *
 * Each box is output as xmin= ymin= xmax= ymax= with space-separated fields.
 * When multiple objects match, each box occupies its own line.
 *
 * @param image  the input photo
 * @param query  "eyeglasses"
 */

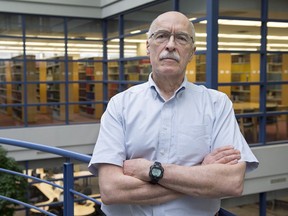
xmin=149 ymin=30 xmax=194 ymax=45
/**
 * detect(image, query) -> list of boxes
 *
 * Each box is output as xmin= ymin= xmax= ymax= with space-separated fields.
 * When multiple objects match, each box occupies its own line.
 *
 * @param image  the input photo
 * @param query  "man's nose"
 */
xmin=165 ymin=35 xmax=176 ymax=50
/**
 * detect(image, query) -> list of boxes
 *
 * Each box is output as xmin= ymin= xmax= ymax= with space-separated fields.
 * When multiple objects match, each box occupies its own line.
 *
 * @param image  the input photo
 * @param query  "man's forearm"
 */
xmin=99 ymin=164 xmax=183 ymax=205
xmin=159 ymin=162 xmax=246 ymax=198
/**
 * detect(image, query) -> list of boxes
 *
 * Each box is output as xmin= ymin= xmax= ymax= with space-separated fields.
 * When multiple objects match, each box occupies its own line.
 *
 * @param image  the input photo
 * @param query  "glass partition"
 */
xmin=269 ymin=0 xmax=288 ymax=19
xmin=195 ymin=54 xmax=206 ymax=82
xmin=0 ymin=14 xmax=22 ymax=36
xmin=219 ymin=0 xmax=261 ymax=18
xmin=25 ymin=15 xmax=64 ymax=38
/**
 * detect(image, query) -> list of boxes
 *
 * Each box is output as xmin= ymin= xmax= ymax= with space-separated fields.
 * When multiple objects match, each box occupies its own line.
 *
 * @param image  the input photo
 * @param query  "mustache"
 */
xmin=159 ymin=51 xmax=180 ymax=62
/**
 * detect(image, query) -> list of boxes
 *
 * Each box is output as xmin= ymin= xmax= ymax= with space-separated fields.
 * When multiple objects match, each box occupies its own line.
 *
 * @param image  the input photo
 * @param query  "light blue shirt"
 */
xmin=89 ymin=74 xmax=259 ymax=216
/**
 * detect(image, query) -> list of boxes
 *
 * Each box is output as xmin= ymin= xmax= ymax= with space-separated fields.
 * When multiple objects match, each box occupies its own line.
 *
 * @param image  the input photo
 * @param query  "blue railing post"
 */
xmin=63 ymin=162 xmax=74 ymax=216
xmin=25 ymin=161 xmax=29 ymax=216
xmin=259 ymin=192 xmax=266 ymax=216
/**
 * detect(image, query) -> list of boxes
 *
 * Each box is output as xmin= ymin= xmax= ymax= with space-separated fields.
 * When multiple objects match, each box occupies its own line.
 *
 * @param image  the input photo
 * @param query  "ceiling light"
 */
xmin=124 ymin=39 xmax=147 ymax=43
xmin=267 ymin=22 xmax=288 ymax=28
xmin=267 ymin=35 xmax=288 ymax=40
xmin=218 ymin=19 xmax=261 ymax=26
xmin=218 ymin=47 xmax=258 ymax=51
xmin=267 ymin=43 xmax=288 ymax=48
xmin=85 ymin=37 xmax=102 ymax=40
xmin=189 ymin=17 xmax=197 ymax=21
xmin=130 ymin=30 xmax=141 ymax=34
xmin=218 ymin=33 xmax=261 ymax=39
xmin=218 ymin=42 xmax=261 ymax=47
xmin=200 ymin=19 xmax=288 ymax=28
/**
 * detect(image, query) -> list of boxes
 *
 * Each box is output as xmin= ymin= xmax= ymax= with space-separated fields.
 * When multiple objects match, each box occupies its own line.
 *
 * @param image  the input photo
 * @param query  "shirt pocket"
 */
xmin=177 ymin=124 xmax=211 ymax=164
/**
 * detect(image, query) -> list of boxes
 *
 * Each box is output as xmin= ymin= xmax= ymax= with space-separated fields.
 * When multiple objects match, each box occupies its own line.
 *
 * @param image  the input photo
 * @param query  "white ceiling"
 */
xmin=9 ymin=0 xmax=127 ymax=8
xmin=0 ymin=0 xmax=157 ymax=18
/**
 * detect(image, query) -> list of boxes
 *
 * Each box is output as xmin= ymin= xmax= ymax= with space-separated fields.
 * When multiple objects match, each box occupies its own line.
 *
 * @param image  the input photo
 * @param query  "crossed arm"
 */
xmin=98 ymin=146 xmax=246 ymax=205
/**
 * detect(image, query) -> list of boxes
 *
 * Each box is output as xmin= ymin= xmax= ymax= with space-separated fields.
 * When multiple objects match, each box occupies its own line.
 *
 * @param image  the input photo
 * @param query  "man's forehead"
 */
xmin=152 ymin=19 xmax=191 ymax=33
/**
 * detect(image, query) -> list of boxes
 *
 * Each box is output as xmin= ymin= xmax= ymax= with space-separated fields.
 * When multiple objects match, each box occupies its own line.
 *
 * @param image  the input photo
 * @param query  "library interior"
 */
xmin=0 ymin=0 xmax=288 ymax=215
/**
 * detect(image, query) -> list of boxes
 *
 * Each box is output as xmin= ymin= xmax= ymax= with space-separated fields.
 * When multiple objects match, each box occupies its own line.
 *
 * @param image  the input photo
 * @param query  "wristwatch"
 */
xmin=149 ymin=161 xmax=164 ymax=184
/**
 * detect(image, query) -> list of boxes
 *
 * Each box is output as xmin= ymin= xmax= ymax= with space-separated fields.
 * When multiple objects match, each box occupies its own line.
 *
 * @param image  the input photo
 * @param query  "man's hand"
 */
xmin=123 ymin=158 xmax=152 ymax=182
xmin=202 ymin=145 xmax=241 ymax=165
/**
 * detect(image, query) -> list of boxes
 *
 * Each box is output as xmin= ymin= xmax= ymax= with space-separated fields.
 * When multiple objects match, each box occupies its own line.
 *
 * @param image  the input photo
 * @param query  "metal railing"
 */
xmin=0 ymin=137 xmax=101 ymax=216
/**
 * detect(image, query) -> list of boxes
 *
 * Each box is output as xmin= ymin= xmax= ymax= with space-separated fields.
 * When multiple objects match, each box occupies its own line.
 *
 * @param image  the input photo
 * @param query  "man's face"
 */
xmin=147 ymin=13 xmax=195 ymax=78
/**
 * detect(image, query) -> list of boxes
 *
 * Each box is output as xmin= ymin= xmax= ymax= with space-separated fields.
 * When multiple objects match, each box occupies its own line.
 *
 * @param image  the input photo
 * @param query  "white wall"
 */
xmin=244 ymin=144 xmax=288 ymax=195
xmin=0 ymin=124 xmax=100 ymax=161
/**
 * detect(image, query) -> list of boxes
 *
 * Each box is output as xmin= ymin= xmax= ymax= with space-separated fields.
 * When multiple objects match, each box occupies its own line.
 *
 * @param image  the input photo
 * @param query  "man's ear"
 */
xmin=188 ymin=46 xmax=196 ymax=62
xmin=146 ymin=40 xmax=150 ymax=55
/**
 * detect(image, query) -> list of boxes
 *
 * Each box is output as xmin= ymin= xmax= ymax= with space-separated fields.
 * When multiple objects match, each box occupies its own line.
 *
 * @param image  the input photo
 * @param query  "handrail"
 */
xmin=0 ymin=137 xmax=99 ymax=216
xmin=0 ymin=195 xmax=56 ymax=216
xmin=0 ymin=137 xmax=91 ymax=163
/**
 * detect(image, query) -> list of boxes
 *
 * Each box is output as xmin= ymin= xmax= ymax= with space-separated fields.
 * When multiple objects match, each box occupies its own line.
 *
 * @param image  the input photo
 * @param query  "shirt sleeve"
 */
xmin=88 ymin=96 xmax=126 ymax=176
xmin=211 ymin=93 xmax=259 ymax=173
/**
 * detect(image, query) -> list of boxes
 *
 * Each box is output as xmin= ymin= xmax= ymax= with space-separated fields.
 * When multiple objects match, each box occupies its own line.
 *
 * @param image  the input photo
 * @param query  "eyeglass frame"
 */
xmin=148 ymin=30 xmax=195 ymax=46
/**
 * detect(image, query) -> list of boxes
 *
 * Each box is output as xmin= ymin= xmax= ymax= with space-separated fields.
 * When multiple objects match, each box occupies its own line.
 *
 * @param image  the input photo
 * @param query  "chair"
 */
xmin=237 ymin=108 xmax=258 ymax=142
xmin=266 ymin=105 xmax=279 ymax=139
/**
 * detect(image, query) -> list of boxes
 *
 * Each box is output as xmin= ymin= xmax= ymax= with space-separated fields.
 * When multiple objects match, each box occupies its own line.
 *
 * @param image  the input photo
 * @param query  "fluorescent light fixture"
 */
xmin=111 ymin=39 xmax=147 ymax=43
xmin=85 ymin=37 xmax=102 ymax=40
xmin=200 ymin=19 xmax=288 ymax=28
xmin=267 ymin=35 xmax=288 ymax=40
xmin=0 ymin=41 xmax=22 ymax=45
xmin=124 ymin=39 xmax=147 ymax=43
xmin=196 ymin=33 xmax=288 ymax=41
xmin=107 ymin=44 xmax=137 ymax=49
xmin=218 ymin=42 xmax=261 ymax=47
xmin=70 ymin=44 xmax=103 ymax=48
xmin=195 ymin=41 xmax=206 ymax=45
xmin=26 ymin=47 xmax=56 ymax=51
xmin=189 ymin=17 xmax=197 ymax=21
xmin=268 ymin=43 xmax=288 ymax=48
xmin=26 ymin=42 xmax=48 ymax=46
xmin=218 ymin=20 xmax=260 ymax=26
xmin=195 ymin=47 xmax=206 ymax=51
xmin=268 ymin=22 xmax=288 ymax=28
xmin=218 ymin=47 xmax=258 ymax=51
xmin=196 ymin=41 xmax=261 ymax=47
xmin=130 ymin=30 xmax=141 ymax=34
xmin=267 ymin=48 xmax=288 ymax=51
xmin=218 ymin=33 xmax=261 ymax=39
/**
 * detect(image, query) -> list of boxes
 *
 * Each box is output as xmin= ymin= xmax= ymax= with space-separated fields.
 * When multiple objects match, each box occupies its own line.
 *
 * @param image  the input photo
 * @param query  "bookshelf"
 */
xmin=195 ymin=54 xmax=206 ymax=82
xmin=267 ymin=54 xmax=286 ymax=104
xmin=0 ymin=61 xmax=12 ymax=115
xmin=78 ymin=58 xmax=103 ymax=119
xmin=186 ymin=56 xmax=196 ymax=82
xmin=46 ymin=56 xmax=73 ymax=120
xmin=107 ymin=59 xmax=150 ymax=97
xmin=36 ymin=61 xmax=47 ymax=114
xmin=282 ymin=54 xmax=288 ymax=106
xmin=231 ymin=54 xmax=260 ymax=102
xmin=218 ymin=53 xmax=232 ymax=98
xmin=11 ymin=55 xmax=37 ymax=122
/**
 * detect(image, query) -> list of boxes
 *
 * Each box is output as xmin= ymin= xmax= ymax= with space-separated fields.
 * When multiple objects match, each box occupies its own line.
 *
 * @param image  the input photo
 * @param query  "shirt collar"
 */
xmin=148 ymin=72 xmax=187 ymax=100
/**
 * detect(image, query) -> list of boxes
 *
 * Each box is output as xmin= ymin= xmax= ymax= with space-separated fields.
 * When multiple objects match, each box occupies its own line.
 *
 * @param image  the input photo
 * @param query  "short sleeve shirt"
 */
xmin=89 ymin=74 xmax=259 ymax=216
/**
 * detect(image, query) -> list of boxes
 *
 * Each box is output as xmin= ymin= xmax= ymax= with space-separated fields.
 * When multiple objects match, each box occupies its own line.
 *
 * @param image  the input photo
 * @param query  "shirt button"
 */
xmin=160 ymin=149 xmax=165 ymax=155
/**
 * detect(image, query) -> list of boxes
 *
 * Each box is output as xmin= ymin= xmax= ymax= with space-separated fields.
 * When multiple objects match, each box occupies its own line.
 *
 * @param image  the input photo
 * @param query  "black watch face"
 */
xmin=152 ymin=168 xmax=162 ymax=177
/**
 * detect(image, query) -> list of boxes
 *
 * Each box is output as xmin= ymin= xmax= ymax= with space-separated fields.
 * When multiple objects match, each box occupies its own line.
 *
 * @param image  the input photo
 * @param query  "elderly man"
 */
xmin=89 ymin=11 xmax=258 ymax=216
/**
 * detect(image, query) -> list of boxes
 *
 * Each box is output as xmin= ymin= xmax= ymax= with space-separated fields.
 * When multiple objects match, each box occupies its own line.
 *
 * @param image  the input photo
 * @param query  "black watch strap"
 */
xmin=149 ymin=161 xmax=164 ymax=184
